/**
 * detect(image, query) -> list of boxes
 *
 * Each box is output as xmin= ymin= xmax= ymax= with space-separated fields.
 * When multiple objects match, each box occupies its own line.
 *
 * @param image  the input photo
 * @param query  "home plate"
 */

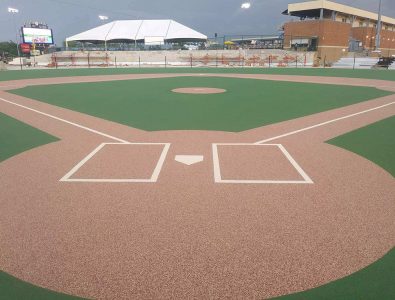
xmin=175 ymin=155 xmax=204 ymax=166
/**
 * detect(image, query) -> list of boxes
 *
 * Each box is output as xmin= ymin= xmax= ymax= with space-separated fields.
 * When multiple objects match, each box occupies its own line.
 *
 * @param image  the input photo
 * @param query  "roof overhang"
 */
xmin=284 ymin=0 xmax=395 ymax=25
xmin=66 ymin=20 xmax=207 ymax=43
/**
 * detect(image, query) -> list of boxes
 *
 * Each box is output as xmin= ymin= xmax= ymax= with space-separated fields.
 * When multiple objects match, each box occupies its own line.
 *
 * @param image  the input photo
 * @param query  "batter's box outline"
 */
xmin=60 ymin=142 xmax=171 ymax=183
xmin=212 ymin=143 xmax=314 ymax=184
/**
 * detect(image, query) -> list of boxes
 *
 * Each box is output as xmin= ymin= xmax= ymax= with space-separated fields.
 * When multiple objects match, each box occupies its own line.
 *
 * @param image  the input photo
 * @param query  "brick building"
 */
xmin=282 ymin=0 xmax=395 ymax=63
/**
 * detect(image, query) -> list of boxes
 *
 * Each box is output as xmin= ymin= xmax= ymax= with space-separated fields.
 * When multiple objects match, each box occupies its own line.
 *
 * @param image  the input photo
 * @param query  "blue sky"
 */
xmin=0 ymin=0 xmax=394 ymax=45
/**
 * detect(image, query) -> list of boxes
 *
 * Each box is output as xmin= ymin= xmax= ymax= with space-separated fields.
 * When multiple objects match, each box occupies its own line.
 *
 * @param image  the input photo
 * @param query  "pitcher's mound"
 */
xmin=172 ymin=87 xmax=226 ymax=94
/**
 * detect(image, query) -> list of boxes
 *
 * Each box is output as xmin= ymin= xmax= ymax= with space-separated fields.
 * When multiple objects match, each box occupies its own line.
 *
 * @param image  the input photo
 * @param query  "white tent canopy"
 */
xmin=66 ymin=20 xmax=207 ymax=45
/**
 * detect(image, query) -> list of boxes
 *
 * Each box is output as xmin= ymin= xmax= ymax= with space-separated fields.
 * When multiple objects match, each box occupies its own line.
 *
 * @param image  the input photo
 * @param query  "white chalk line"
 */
xmin=61 ymin=143 xmax=171 ymax=183
xmin=212 ymin=143 xmax=313 ymax=184
xmin=0 ymin=96 xmax=172 ymax=183
xmin=277 ymin=144 xmax=313 ymax=184
xmin=0 ymin=96 xmax=129 ymax=143
xmin=255 ymin=101 xmax=395 ymax=144
xmin=60 ymin=143 xmax=107 ymax=182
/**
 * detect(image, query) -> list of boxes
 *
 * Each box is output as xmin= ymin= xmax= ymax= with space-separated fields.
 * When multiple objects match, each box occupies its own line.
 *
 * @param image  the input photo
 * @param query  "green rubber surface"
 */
xmin=275 ymin=247 xmax=395 ymax=300
xmin=0 ymin=271 xmax=83 ymax=300
xmin=9 ymin=77 xmax=392 ymax=132
xmin=327 ymin=116 xmax=395 ymax=176
xmin=0 ymin=67 xmax=395 ymax=82
xmin=0 ymin=112 xmax=59 ymax=162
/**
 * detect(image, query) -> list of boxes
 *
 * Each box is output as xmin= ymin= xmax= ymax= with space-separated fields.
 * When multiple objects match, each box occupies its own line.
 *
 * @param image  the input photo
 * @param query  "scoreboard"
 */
xmin=22 ymin=27 xmax=54 ymax=45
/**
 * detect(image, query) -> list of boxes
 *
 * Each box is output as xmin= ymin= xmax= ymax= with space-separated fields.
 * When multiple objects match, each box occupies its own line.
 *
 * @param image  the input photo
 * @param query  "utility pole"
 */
xmin=375 ymin=0 xmax=382 ymax=51
xmin=99 ymin=15 xmax=109 ymax=52
xmin=8 ymin=7 xmax=23 ymax=70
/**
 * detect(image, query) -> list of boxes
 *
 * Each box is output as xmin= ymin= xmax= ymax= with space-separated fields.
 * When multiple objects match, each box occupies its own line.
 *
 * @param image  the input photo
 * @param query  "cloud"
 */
xmin=0 ymin=0 xmax=393 ymax=44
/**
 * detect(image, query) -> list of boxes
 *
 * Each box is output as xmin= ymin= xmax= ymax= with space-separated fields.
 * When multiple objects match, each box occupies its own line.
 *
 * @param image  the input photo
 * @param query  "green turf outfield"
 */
xmin=0 ymin=67 xmax=395 ymax=82
xmin=0 ymin=271 xmax=83 ymax=300
xmin=9 ymin=77 xmax=392 ymax=132
xmin=0 ymin=112 xmax=58 ymax=162
xmin=327 ymin=116 xmax=395 ymax=176
xmin=276 ymin=247 xmax=395 ymax=299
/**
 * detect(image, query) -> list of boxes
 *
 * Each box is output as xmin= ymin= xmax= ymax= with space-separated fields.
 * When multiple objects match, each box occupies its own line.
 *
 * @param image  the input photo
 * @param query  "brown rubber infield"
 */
xmin=71 ymin=144 xmax=166 ymax=180
xmin=0 ymin=73 xmax=394 ymax=299
xmin=216 ymin=144 xmax=305 ymax=181
xmin=172 ymin=87 xmax=227 ymax=94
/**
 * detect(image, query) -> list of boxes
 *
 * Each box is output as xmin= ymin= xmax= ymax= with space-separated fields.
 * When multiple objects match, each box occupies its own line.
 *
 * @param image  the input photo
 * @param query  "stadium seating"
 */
xmin=332 ymin=57 xmax=379 ymax=69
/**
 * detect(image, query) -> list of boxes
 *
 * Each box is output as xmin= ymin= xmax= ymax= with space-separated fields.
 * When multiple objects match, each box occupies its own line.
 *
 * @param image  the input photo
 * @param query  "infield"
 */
xmin=9 ymin=76 xmax=392 ymax=131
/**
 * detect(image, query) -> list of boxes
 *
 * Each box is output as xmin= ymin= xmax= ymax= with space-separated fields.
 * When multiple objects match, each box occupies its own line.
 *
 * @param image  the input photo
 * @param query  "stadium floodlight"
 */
xmin=8 ymin=7 xmax=19 ymax=13
xmin=98 ymin=15 xmax=109 ymax=51
xmin=375 ymin=0 xmax=382 ymax=50
xmin=241 ymin=2 xmax=251 ymax=9
xmin=8 ymin=7 xmax=22 ymax=70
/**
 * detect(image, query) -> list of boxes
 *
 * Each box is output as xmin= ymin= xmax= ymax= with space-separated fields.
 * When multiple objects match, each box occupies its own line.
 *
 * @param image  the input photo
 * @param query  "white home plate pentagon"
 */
xmin=172 ymin=87 xmax=226 ymax=94
xmin=175 ymin=155 xmax=204 ymax=166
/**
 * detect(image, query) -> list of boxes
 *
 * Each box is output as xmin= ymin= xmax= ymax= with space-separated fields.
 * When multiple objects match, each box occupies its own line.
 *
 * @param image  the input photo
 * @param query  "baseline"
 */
xmin=254 ymin=101 xmax=395 ymax=144
xmin=0 ymin=96 xmax=129 ymax=143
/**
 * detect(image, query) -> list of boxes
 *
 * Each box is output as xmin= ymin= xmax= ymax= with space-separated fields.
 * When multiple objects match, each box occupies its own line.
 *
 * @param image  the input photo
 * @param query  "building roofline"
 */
xmin=286 ymin=0 xmax=395 ymax=25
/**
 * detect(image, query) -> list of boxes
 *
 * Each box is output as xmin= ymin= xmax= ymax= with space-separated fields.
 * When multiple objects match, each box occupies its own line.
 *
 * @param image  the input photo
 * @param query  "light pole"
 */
xmin=375 ymin=0 xmax=382 ymax=51
xmin=99 ymin=15 xmax=109 ymax=51
xmin=8 ymin=7 xmax=23 ymax=70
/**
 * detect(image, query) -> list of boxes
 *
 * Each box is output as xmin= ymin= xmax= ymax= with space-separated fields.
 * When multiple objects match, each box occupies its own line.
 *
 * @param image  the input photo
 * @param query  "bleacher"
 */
xmin=332 ymin=57 xmax=379 ymax=69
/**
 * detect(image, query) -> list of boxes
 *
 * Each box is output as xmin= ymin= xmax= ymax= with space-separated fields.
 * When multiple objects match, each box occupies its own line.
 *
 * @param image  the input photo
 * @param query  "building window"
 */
xmin=342 ymin=18 xmax=347 ymax=23
xmin=359 ymin=21 xmax=363 ymax=27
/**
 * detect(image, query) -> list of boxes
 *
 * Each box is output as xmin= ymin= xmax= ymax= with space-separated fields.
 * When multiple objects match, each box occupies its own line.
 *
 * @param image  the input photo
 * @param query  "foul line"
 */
xmin=0 ymin=96 xmax=129 ymax=143
xmin=255 ymin=101 xmax=395 ymax=144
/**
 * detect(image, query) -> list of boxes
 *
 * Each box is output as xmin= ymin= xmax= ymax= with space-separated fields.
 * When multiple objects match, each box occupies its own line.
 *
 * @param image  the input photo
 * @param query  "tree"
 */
xmin=0 ymin=41 xmax=18 ymax=57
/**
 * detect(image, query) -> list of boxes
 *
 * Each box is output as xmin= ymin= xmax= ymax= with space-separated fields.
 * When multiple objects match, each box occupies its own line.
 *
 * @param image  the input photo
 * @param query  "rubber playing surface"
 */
xmin=327 ymin=116 xmax=395 ymax=176
xmin=0 ymin=112 xmax=58 ymax=162
xmin=9 ymin=77 xmax=392 ymax=131
xmin=1 ymin=68 xmax=395 ymax=82
xmin=0 ymin=108 xmax=394 ymax=299
xmin=0 ymin=72 xmax=394 ymax=299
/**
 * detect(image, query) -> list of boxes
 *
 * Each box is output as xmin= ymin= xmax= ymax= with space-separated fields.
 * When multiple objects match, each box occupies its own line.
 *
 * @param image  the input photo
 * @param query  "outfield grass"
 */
xmin=327 ymin=116 xmax=395 ymax=176
xmin=9 ymin=77 xmax=392 ymax=132
xmin=0 ymin=271 xmax=82 ymax=300
xmin=0 ymin=112 xmax=59 ymax=162
xmin=276 ymin=248 xmax=395 ymax=299
xmin=0 ymin=67 xmax=395 ymax=82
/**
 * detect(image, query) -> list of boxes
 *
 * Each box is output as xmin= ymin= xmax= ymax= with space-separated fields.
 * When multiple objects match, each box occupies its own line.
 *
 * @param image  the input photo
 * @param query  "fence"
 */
xmin=46 ymin=50 xmax=315 ymax=69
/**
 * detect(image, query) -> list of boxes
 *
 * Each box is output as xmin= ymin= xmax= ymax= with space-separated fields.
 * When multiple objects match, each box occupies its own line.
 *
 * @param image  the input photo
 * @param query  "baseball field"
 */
xmin=0 ymin=67 xmax=394 ymax=299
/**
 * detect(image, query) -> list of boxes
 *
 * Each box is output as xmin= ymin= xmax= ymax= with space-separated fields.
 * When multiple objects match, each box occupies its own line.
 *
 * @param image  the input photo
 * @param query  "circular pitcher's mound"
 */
xmin=172 ymin=87 xmax=226 ymax=94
